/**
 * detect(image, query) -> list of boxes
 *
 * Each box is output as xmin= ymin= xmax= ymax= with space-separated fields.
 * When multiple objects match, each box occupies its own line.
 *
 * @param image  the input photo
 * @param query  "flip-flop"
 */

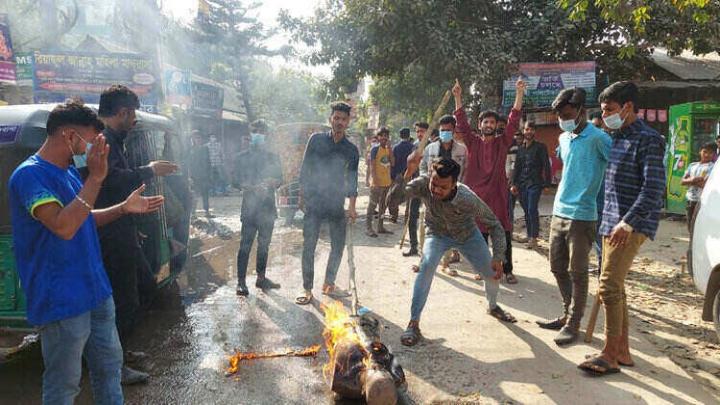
xmin=441 ymin=267 xmax=458 ymax=277
xmin=584 ymin=353 xmax=634 ymax=367
xmin=488 ymin=305 xmax=517 ymax=323
xmin=578 ymin=356 xmax=621 ymax=376
xmin=401 ymin=326 xmax=421 ymax=346
xmin=322 ymin=286 xmax=351 ymax=298
xmin=295 ymin=291 xmax=313 ymax=305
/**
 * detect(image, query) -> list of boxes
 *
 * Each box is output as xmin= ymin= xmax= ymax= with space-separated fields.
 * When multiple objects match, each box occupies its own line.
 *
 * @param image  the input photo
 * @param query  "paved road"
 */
xmin=1 ymin=194 xmax=718 ymax=404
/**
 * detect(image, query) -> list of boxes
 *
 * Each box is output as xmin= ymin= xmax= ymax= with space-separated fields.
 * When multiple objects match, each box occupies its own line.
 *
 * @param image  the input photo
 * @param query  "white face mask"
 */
xmin=558 ymin=110 xmax=581 ymax=133
xmin=603 ymin=105 xmax=627 ymax=130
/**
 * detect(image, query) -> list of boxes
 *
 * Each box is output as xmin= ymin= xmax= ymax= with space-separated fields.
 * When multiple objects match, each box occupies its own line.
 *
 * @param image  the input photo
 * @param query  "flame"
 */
xmin=226 ymin=345 xmax=321 ymax=375
xmin=321 ymin=300 xmax=367 ymax=379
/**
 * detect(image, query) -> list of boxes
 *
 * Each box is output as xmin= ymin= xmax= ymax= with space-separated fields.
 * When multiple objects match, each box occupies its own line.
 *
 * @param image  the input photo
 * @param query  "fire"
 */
xmin=321 ymin=300 xmax=367 ymax=379
xmin=226 ymin=345 xmax=321 ymax=375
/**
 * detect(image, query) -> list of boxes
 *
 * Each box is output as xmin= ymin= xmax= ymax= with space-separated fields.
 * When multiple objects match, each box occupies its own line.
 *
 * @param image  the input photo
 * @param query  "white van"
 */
xmin=689 ymin=163 xmax=720 ymax=340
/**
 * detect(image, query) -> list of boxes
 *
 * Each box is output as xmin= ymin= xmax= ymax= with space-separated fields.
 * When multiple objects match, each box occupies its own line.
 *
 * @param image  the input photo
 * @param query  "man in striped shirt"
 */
xmin=579 ymin=81 xmax=666 ymax=376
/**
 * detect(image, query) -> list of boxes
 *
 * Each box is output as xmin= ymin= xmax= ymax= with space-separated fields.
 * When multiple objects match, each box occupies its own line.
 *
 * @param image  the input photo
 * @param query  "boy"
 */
xmin=682 ymin=142 xmax=715 ymax=232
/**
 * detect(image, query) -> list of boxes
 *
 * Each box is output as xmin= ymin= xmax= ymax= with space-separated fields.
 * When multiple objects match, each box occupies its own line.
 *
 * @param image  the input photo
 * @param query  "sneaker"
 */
xmin=255 ymin=278 xmax=281 ymax=290
xmin=121 ymin=366 xmax=149 ymax=385
xmin=536 ymin=317 xmax=567 ymax=330
xmin=236 ymin=284 xmax=249 ymax=296
xmin=554 ymin=325 xmax=579 ymax=346
xmin=402 ymin=247 xmax=419 ymax=257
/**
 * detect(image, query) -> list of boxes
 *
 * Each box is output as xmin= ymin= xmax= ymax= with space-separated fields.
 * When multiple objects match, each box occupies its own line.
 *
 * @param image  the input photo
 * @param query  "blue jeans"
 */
xmin=520 ymin=184 xmax=542 ymax=239
xmin=410 ymin=228 xmax=500 ymax=321
xmin=40 ymin=297 xmax=123 ymax=405
xmin=302 ymin=212 xmax=346 ymax=290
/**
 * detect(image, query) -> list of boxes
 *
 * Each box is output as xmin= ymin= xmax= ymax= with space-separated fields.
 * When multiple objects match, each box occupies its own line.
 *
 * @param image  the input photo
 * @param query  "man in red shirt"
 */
xmin=453 ymin=78 xmax=526 ymax=284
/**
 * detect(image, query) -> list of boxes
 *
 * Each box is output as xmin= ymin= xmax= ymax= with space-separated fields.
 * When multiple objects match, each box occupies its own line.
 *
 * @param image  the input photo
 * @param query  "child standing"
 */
xmin=682 ymin=142 xmax=716 ymax=232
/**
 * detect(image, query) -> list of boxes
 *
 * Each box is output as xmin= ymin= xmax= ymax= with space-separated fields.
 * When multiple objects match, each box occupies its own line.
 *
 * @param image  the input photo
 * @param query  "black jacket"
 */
xmin=513 ymin=141 xmax=551 ymax=188
xmin=96 ymin=127 xmax=155 ymax=242
xmin=232 ymin=145 xmax=283 ymax=220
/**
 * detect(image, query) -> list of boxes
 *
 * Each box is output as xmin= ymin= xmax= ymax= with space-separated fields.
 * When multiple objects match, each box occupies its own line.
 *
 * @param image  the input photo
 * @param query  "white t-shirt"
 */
xmin=684 ymin=161 xmax=714 ymax=202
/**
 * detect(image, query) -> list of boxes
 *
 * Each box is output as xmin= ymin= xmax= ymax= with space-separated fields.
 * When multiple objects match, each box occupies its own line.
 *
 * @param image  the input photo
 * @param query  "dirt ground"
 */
xmin=1 ymin=184 xmax=719 ymax=404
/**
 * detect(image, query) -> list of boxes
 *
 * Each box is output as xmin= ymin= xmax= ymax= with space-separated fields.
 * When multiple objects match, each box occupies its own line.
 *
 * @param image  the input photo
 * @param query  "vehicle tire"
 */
xmin=714 ymin=290 xmax=720 ymax=342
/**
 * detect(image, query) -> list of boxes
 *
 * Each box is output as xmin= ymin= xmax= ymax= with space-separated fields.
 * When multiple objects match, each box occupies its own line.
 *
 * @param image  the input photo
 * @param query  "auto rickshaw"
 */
xmin=0 ymin=104 xmax=192 ymax=361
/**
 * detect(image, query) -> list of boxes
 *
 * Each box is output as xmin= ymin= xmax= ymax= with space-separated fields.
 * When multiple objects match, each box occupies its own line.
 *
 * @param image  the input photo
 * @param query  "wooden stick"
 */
xmin=584 ymin=293 xmax=601 ymax=343
xmin=399 ymin=198 xmax=411 ymax=249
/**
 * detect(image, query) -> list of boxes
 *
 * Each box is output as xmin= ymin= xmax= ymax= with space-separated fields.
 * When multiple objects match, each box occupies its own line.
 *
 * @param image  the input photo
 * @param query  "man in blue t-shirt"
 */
xmin=8 ymin=101 xmax=164 ymax=404
xmin=536 ymin=88 xmax=612 ymax=346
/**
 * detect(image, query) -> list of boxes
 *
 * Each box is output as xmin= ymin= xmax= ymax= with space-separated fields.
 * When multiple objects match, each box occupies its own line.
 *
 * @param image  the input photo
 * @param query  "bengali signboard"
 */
xmin=32 ymin=51 xmax=159 ymax=112
xmin=502 ymin=62 xmax=597 ymax=109
xmin=0 ymin=14 xmax=16 ymax=83
xmin=163 ymin=68 xmax=192 ymax=108
xmin=191 ymin=80 xmax=223 ymax=118
xmin=14 ymin=52 xmax=33 ymax=86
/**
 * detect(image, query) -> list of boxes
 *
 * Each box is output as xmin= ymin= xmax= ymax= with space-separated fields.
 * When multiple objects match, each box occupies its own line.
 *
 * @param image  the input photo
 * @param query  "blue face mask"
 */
xmin=69 ymin=132 xmax=92 ymax=168
xmin=439 ymin=130 xmax=453 ymax=143
xmin=250 ymin=133 xmax=266 ymax=146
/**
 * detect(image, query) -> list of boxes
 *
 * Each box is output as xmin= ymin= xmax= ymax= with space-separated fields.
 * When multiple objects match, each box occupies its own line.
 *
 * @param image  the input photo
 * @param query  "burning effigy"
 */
xmin=322 ymin=301 xmax=406 ymax=405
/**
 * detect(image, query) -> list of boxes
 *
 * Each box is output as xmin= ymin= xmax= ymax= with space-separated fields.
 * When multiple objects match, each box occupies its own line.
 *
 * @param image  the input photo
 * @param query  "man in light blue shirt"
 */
xmin=536 ymin=88 xmax=612 ymax=345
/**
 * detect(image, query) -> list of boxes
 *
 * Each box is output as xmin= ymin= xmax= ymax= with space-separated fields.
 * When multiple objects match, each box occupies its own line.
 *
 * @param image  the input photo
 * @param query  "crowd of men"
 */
xmin=8 ymin=77 xmax=683 ymax=403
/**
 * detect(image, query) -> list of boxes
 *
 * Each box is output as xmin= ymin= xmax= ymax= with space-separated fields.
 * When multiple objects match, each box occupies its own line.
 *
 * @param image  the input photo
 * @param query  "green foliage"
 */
xmin=281 ymin=0 xmax=654 ymax=121
xmin=560 ymin=0 xmax=720 ymax=56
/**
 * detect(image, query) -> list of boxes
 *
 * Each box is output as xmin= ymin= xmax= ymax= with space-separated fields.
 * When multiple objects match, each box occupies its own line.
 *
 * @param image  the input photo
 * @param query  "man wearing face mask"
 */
xmin=93 ymin=85 xmax=178 ymax=384
xmin=578 ymin=81 xmax=665 ymax=376
xmin=453 ymin=78 xmax=526 ymax=285
xmin=511 ymin=121 xmax=551 ymax=249
xmin=419 ymin=115 xmax=468 ymax=275
xmin=9 ymin=101 xmax=164 ymax=403
xmin=232 ymin=119 xmax=284 ymax=296
xmin=536 ymin=88 xmax=611 ymax=346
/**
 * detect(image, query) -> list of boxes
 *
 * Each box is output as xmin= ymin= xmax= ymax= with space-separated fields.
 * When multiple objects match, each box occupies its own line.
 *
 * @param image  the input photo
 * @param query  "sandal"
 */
xmin=441 ymin=266 xmax=458 ymax=277
xmin=578 ymin=356 xmax=621 ymax=376
xmin=295 ymin=290 xmax=313 ymax=305
xmin=401 ymin=325 xmax=421 ymax=346
xmin=322 ymin=284 xmax=351 ymax=298
xmin=449 ymin=250 xmax=461 ymax=264
xmin=488 ymin=305 xmax=517 ymax=323
xmin=585 ymin=353 xmax=634 ymax=367
xmin=505 ymin=273 xmax=518 ymax=284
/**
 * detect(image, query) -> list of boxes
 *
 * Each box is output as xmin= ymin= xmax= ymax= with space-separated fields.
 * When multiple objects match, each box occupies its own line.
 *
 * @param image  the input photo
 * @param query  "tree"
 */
xmin=559 ymin=0 xmax=720 ymax=56
xmin=189 ymin=0 xmax=277 ymax=121
xmin=245 ymin=60 xmax=328 ymax=124
xmin=281 ymin=0 xmax=652 ymax=119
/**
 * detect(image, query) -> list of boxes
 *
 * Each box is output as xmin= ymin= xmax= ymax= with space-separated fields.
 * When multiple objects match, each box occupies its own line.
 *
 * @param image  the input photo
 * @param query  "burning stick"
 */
xmin=226 ymin=345 xmax=321 ymax=375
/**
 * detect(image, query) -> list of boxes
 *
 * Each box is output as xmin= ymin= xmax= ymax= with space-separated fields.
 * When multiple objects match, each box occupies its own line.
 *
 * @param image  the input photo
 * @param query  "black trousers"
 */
xmin=237 ymin=214 xmax=275 ymax=285
xmin=408 ymin=198 xmax=421 ymax=249
xmin=482 ymin=231 xmax=514 ymax=275
xmin=101 ymin=238 xmax=153 ymax=347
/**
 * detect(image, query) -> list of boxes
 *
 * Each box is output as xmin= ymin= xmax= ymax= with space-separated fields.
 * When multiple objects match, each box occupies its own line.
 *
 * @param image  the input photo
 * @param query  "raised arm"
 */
xmin=502 ymin=79 xmax=526 ymax=147
xmin=452 ymin=79 xmax=476 ymax=147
